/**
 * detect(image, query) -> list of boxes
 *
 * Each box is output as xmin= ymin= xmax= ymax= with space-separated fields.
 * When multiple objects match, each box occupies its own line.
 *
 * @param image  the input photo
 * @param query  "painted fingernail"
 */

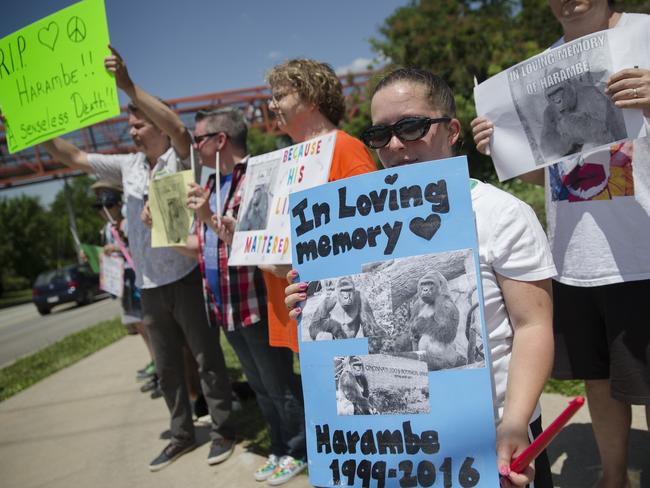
xmin=499 ymin=466 xmax=510 ymax=476
xmin=294 ymin=307 xmax=301 ymax=314
xmin=289 ymin=270 xmax=298 ymax=277
xmin=299 ymin=283 xmax=308 ymax=290
xmin=299 ymin=293 xmax=306 ymax=299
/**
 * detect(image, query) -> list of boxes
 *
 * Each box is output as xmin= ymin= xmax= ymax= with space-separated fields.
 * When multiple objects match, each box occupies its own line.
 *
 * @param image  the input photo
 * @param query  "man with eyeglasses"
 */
xmin=41 ymin=46 xmax=235 ymax=472
xmin=184 ymin=108 xmax=307 ymax=485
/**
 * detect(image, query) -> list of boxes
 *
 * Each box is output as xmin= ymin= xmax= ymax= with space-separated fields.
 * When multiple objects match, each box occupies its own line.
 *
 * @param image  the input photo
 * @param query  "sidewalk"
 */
xmin=0 ymin=335 xmax=647 ymax=488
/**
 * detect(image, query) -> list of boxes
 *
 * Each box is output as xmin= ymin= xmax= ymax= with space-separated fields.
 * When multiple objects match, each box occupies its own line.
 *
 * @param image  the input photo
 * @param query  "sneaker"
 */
xmin=207 ymin=437 xmax=235 ymax=465
xmin=148 ymin=442 xmax=195 ymax=472
xmin=137 ymin=362 xmax=156 ymax=381
xmin=150 ymin=386 xmax=163 ymax=399
xmin=254 ymin=454 xmax=279 ymax=481
xmin=266 ymin=455 xmax=307 ymax=486
xmin=194 ymin=414 xmax=212 ymax=427
xmin=140 ymin=376 xmax=158 ymax=393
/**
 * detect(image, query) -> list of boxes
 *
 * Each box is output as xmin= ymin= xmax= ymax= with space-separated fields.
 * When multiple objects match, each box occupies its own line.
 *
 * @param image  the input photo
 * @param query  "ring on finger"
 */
xmin=633 ymin=88 xmax=639 ymax=98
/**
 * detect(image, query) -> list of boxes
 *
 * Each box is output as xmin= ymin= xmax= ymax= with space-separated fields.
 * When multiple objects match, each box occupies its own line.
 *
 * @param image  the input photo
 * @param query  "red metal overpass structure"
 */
xmin=0 ymin=71 xmax=374 ymax=189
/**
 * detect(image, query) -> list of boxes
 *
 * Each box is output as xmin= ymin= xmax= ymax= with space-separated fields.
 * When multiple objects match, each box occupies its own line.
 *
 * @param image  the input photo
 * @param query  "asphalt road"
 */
xmin=0 ymin=296 xmax=122 ymax=367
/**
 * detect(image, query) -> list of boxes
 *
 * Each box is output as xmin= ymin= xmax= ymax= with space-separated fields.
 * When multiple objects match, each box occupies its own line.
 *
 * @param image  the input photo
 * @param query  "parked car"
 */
xmin=32 ymin=264 xmax=100 ymax=315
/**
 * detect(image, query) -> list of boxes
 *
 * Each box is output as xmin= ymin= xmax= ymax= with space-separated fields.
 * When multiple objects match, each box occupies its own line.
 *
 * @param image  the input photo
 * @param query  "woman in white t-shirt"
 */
xmin=286 ymin=68 xmax=556 ymax=488
xmin=472 ymin=2 xmax=650 ymax=487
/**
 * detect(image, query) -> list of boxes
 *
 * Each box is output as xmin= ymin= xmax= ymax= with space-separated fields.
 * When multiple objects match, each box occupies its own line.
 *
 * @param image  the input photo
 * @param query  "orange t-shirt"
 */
xmin=264 ymin=130 xmax=378 ymax=352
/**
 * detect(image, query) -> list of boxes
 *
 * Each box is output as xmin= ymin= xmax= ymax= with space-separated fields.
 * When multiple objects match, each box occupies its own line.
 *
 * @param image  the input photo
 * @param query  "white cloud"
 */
xmin=335 ymin=57 xmax=374 ymax=75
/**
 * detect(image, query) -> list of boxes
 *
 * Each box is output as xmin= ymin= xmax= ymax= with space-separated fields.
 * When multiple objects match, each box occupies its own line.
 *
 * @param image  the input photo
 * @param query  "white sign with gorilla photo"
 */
xmin=475 ymin=25 xmax=650 ymax=181
xmin=228 ymin=133 xmax=336 ymax=266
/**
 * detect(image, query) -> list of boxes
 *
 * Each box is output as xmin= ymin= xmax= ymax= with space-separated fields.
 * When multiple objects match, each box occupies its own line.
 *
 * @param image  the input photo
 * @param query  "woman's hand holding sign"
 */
xmin=607 ymin=67 xmax=650 ymax=117
xmin=285 ymin=269 xmax=307 ymax=320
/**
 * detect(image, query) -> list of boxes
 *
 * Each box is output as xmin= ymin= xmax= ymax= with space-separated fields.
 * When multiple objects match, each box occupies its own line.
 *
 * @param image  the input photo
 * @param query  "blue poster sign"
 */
xmin=289 ymin=157 xmax=499 ymax=487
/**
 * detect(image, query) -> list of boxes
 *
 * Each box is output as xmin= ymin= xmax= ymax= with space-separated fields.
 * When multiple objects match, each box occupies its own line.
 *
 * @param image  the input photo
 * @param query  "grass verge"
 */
xmin=544 ymin=378 xmax=585 ymax=397
xmin=0 ymin=317 xmax=126 ymax=402
xmin=0 ymin=289 xmax=33 ymax=309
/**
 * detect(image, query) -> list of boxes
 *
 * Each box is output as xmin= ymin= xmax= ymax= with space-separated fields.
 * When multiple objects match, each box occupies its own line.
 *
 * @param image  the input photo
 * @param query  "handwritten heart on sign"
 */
xmin=409 ymin=214 xmax=441 ymax=240
xmin=384 ymin=174 xmax=398 ymax=185
xmin=38 ymin=22 xmax=59 ymax=51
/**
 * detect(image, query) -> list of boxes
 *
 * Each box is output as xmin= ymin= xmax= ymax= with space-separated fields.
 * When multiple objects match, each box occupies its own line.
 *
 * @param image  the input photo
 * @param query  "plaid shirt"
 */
xmin=202 ymin=159 xmax=267 ymax=331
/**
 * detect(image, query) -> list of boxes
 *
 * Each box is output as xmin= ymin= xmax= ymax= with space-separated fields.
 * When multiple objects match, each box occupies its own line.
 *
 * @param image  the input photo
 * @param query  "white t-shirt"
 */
xmin=472 ymin=181 xmax=557 ymax=420
xmin=546 ymin=12 xmax=650 ymax=287
xmin=88 ymin=147 xmax=197 ymax=289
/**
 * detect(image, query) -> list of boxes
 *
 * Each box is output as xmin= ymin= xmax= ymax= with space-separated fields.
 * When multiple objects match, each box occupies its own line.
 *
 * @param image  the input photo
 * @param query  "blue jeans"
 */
xmin=226 ymin=320 xmax=306 ymax=459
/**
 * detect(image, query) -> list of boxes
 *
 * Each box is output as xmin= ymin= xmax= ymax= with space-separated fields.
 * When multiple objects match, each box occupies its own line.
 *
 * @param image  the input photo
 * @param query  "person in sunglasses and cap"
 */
xmin=91 ymin=180 xmax=155 ymax=380
xmin=286 ymin=68 xmax=556 ymax=488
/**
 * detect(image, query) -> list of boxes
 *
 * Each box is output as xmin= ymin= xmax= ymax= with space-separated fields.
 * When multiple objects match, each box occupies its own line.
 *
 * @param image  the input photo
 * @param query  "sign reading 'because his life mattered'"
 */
xmin=0 ymin=0 xmax=120 ymax=153
xmin=290 ymin=157 xmax=499 ymax=487
xmin=228 ymin=132 xmax=335 ymax=266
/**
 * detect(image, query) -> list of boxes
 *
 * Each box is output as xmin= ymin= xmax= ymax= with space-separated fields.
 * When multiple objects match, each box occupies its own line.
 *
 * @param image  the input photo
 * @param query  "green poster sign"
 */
xmin=80 ymin=243 xmax=103 ymax=273
xmin=0 ymin=0 xmax=120 ymax=153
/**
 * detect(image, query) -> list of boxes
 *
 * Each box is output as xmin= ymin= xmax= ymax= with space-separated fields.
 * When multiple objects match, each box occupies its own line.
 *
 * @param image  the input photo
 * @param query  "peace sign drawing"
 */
xmin=66 ymin=16 xmax=87 ymax=43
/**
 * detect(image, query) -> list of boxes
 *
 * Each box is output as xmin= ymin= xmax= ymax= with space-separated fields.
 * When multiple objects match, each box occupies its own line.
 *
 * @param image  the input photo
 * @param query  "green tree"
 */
xmin=247 ymin=127 xmax=290 ymax=156
xmin=0 ymin=195 xmax=53 ymax=291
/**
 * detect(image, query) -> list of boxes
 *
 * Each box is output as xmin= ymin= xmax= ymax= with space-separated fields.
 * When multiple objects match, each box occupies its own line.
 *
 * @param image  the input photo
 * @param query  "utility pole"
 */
xmin=63 ymin=176 xmax=83 ymax=264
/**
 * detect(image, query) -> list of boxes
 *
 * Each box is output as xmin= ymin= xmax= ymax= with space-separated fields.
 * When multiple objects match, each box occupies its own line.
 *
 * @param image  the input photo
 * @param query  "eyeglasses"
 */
xmin=193 ymin=131 xmax=221 ymax=146
xmin=361 ymin=116 xmax=451 ymax=149
xmin=271 ymin=89 xmax=295 ymax=104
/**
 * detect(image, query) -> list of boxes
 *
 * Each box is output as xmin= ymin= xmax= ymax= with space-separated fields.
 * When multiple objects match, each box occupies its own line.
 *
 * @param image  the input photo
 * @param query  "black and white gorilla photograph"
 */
xmin=333 ymin=354 xmax=430 ymax=416
xmin=299 ymin=272 xmax=393 ymax=342
xmin=361 ymin=250 xmax=485 ymax=372
xmin=508 ymin=32 xmax=628 ymax=166
xmin=236 ymin=159 xmax=277 ymax=232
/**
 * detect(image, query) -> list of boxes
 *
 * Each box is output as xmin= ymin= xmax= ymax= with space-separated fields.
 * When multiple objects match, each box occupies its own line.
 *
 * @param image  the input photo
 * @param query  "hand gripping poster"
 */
xmin=474 ymin=23 xmax=650 ymax=181
xmin=228 ymin=132 xmax=335 ymax=266
xmin=290 ymin=157 xmax=498 ymax=487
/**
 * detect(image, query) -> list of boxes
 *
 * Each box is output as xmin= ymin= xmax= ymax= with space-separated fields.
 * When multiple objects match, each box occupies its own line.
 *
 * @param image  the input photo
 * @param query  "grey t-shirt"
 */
xmin=88 ymin=147 xmax=197 ymax=289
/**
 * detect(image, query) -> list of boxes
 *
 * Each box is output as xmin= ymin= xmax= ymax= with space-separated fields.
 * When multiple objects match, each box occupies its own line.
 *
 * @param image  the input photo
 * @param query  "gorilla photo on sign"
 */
xmin=363 ymin=250 xmax=484 ymax=372
xmin=507 ymin=31 xmax=629 ymax=166
xmin=300 ymin=274 xmax=392 ymax=342
xmin=238 ymin=183 xmax=270 ymax=231
xmin=540 ymin=74 xmax=627 ymax=161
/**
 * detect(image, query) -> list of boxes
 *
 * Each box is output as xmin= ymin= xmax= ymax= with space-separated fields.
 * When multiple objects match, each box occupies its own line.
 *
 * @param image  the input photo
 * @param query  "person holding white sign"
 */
xmin=185 ymin=108 xmax=308 ymax=486
xmin=261 ymin=59 xmax=377 ymax=355
xmin=472 ymin=2 xmax=650 ymax=487
xmin=286 ymin=68 xmax=556 ymax=488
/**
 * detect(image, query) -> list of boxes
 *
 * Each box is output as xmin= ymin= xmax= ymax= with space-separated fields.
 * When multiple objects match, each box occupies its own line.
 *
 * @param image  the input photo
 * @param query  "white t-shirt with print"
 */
xmin=472 ymin=181 xmax=557 ymax=420
xmin=88 ymin=147 xmax=197 ymax=289
xmin=546 ymin=12 xmax=650 ymax=287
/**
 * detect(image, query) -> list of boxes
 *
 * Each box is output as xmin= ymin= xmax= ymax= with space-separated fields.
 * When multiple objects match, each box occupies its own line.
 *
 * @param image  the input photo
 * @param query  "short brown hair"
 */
xmin=267 ymin=59 xmax=346 ymax=126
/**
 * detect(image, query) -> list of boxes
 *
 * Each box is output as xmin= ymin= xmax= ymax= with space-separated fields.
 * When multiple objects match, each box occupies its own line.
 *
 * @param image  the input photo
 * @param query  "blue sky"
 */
xmin=1 ymin=0 xmax=409 ymax=205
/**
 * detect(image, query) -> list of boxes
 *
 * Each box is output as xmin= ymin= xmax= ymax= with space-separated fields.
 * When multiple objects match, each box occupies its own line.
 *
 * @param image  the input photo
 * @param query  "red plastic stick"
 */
xmin=510 ymin=396 xmax=585 ymax=473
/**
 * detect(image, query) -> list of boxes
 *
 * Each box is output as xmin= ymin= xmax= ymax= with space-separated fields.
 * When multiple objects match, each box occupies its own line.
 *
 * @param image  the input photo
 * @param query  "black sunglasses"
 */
xmin=361 ymin=116 xmax=451 ymax=149
xmin=193 ymin=131 xmax=221 ymax=146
